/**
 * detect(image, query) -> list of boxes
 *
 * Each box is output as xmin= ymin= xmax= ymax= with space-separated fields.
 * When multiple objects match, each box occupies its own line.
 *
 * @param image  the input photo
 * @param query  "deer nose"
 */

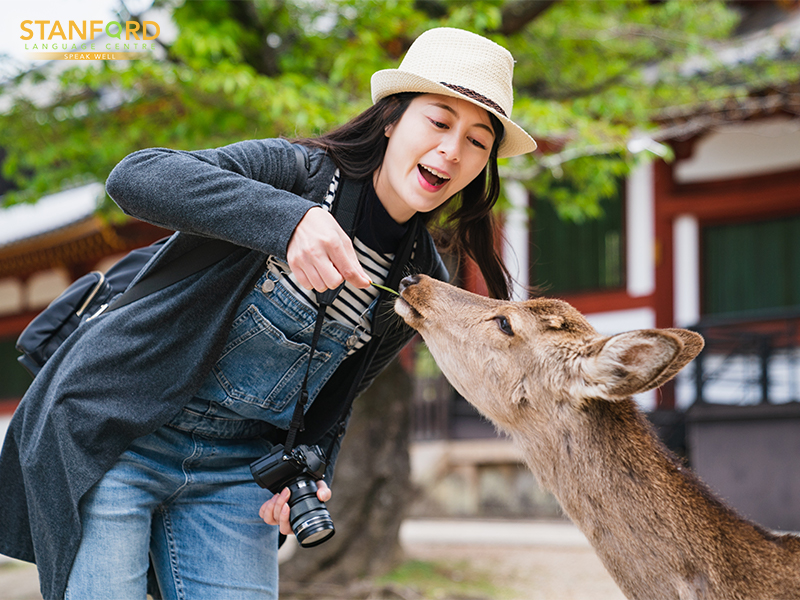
xmin=399 ymin=275 xmax=421 ymax=293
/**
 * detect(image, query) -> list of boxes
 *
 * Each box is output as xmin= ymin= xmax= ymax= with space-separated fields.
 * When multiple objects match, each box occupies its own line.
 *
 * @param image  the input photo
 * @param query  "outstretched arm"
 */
xmin=105 ymin=138 xmax=317 ymax=260
xmin=107 ymin=138 xmax=369 ymax=289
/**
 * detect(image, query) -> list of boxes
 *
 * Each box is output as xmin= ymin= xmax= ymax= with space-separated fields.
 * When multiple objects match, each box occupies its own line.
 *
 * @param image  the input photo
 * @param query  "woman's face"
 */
xmin=373 ymin=94 xmax=495 ymax=224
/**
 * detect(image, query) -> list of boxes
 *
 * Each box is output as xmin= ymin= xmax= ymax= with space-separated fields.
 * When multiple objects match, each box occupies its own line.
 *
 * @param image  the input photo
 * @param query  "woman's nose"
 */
xmin=438 ymin=136 xmax=460 ymax=162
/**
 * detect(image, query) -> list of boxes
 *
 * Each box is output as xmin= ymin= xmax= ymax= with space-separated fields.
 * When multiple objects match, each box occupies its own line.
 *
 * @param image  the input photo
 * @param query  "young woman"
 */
xmin=0 ymin=27 xmax=536 ymax=599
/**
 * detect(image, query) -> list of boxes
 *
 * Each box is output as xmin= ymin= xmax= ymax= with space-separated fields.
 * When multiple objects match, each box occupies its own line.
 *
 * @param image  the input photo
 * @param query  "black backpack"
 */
xmin=15 ymin=237 xmax=239 ymax=377
xmin=16 ymin=241 xmax=162 ymax=377
xmin=16 ymin=144 xmax=310 ymax=378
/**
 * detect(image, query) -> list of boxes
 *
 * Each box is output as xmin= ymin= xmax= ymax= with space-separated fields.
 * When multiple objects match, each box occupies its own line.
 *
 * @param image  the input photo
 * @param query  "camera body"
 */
xmin=250 ymin=443 xmax=335 ymax=547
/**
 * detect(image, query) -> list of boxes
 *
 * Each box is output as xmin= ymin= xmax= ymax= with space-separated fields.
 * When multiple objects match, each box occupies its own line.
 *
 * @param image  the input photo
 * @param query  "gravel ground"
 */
xmin=403 ymin=542 xmax=625 ymax=600
xmin=398 ymin=520 xmax=625 ymax=600
xmin=0 ymin=520 xmax=625 ymax=600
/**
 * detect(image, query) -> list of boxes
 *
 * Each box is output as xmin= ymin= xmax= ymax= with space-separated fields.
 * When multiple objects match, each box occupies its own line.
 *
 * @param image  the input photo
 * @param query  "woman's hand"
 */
xmin=287 ymin=207 xmax=371 ymax=292
xmin=259 ymin=480 xmax=332 ymax=535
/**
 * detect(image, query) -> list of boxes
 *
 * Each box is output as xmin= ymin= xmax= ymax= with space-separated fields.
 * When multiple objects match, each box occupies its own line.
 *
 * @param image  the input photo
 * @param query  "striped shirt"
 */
xmin=266 ymin=170 xmax=401 ymax=354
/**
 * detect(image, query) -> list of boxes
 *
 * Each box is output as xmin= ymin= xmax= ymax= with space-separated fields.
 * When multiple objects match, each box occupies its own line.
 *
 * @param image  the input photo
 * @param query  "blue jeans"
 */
xmin=65 ymin=418 xmax=279 ymax=600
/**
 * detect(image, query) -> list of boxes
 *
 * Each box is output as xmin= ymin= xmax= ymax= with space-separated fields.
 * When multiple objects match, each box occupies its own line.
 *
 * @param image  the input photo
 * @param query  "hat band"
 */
xmin=439 ymin=82 xmax=507 ymax=118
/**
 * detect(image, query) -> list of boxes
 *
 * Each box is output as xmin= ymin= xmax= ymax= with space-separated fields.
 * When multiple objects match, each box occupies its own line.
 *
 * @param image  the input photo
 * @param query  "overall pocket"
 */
xmin=211 ymin=303 xmax=334 ymax=414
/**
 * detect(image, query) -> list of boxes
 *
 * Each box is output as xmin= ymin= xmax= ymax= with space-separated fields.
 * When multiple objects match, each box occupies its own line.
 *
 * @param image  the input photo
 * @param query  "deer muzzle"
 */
xmin=395 ymin=274 xmax=427 ymax=328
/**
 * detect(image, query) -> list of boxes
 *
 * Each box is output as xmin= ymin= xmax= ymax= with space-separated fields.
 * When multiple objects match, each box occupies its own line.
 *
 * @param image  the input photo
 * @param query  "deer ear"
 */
xmin=636 ymin=328 xmax=704 ymax=393
xmin=583 ymin=330 xmax=686 ymax=400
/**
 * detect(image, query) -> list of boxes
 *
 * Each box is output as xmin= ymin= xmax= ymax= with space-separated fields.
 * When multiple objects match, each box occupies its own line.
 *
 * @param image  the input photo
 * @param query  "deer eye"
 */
xmin=494 ymin=316 xmax=514 ymax=336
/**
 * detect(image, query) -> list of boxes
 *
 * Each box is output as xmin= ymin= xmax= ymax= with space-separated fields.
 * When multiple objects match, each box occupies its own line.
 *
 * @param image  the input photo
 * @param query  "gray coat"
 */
xmin=0 ymin=138 xmax=447 ymax=599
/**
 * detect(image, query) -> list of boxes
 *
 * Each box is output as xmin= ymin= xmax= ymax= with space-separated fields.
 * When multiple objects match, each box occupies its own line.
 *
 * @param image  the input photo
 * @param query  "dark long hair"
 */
xmin=298 ymin=93 xmax=512 ymax=300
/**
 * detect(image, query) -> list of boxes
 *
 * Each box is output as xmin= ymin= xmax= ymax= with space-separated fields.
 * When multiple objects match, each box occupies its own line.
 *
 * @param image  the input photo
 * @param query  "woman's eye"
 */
xmin=494 ymin=316 xmax=514 ymax=336
xmin=429 ymin=119 xmax=448 ymax=129
xmin=470 ymin=137 xmax=487 ymax=150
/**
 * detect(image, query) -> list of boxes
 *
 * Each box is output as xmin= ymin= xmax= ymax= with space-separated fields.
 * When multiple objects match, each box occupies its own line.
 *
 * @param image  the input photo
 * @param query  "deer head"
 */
xmin=395 ymin=275 xmax=703 ymax=432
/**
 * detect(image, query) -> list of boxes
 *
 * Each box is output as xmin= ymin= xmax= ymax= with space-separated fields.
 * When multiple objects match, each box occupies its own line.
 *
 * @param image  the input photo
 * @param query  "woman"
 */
xmin=0 ymin=27 xmax=536 ymax=599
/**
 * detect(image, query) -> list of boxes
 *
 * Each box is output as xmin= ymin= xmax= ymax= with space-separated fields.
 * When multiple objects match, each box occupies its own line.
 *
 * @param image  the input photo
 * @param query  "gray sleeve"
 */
xmin=105 ymin=138 xmax=319 ymax=260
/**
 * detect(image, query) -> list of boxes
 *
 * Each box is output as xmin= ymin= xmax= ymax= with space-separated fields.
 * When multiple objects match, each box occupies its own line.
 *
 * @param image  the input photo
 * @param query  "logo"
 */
xmin=20 ymin=19 xmax=160 ymax=60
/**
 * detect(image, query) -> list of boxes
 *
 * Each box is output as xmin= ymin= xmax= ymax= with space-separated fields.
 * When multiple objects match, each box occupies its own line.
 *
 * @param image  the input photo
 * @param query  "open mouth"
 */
xmin=394 ymin=295 xmax=424 ymax=324
xmin=418 ymin=164 xmax=449 ymax=188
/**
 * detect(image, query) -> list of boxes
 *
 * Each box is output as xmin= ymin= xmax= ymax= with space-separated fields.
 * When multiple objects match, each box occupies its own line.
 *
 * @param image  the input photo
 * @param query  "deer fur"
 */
xmin=395 ymin=274 xmax=800 ymax=600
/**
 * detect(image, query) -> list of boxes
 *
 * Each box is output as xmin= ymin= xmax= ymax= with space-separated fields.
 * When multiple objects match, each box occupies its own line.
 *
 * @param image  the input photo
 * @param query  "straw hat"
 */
xmin=371 ymin=27 xmax=537 ymax=158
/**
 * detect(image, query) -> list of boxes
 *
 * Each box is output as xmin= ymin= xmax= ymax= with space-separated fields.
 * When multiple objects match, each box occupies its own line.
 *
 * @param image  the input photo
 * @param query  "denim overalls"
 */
xmin=66 ymin=265 xmax=374 ymax=600
xmin=171 ymin=264 xmax=369 ymax=433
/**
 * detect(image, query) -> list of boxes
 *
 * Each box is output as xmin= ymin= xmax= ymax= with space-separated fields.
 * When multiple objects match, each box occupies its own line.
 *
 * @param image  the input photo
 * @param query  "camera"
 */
xmin=250 ymin=443 xmax=335 ymax=548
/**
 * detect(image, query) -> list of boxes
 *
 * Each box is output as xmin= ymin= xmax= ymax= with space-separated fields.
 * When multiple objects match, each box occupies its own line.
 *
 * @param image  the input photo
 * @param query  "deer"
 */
xmin=394 ymin=274 xmax=800 ymax=600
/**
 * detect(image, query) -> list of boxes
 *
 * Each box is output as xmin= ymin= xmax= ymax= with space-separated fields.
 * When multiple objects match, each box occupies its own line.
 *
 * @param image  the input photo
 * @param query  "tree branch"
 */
xmin=226 ymin=0 xmax=281 ymax=77
xmin=499 ymin=0 xmax=559 ymax=36
xmin=501 ymin=141 xmax=622 ymax=181
xmin=413 ymin=0 xmax=558 ymax=35
xmin=518 ymin=55 xmax=655 ymax=101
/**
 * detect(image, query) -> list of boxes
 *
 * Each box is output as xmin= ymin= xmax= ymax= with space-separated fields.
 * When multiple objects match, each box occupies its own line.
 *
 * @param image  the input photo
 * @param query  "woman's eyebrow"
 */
xmin=428 ymin=101 xmax=495 ymax=137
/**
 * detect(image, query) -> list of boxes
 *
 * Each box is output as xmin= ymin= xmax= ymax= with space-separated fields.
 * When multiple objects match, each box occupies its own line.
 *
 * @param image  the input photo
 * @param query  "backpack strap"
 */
xmin=103 ymin=238 xmax=239 ymax=314
xmin=291 ymin=144 xmax=309 ymax=196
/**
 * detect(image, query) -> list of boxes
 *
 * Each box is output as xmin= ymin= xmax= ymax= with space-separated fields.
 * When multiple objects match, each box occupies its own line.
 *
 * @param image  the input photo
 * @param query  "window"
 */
xmin=703 ymin=214 xmax=800 ymax=316
xmin=529 ymin=194 xmax=624 ymax=295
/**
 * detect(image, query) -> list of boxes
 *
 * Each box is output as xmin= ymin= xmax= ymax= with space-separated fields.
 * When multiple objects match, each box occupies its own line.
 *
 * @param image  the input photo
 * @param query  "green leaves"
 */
xmin=1 ymin=0 xmax=797 ymax=223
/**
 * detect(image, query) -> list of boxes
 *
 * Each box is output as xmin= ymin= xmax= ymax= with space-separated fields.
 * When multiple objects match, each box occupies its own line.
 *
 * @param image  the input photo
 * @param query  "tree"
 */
xmin=279 ymin=359 xmax=414 ymax=595
xmin=1 ymin=0 xmax=798 ymax=592
xmin=2 ymin=1 xmax=798 ymax=217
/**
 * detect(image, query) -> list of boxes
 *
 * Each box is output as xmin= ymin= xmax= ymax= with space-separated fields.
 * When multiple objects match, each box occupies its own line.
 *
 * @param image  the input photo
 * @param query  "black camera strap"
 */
xmin=321 ymin=214 xmax=420 ymax=461
xmin=283 ymin=175 xmax=365 ymax=454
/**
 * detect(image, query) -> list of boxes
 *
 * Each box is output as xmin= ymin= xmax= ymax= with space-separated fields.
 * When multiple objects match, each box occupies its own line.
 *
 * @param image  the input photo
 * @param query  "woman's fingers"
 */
xmin=259 ymin=482 xmax=332 ymax=538
xmin=259 ymin=488 xmax=293 ymax=536
xmin=287 ymin=208 xmax=370 ymax=291
xmin=326 ymin=234 xmax=371 ymax=289
xmin=316 ymin=480 xmax=332 ymax=503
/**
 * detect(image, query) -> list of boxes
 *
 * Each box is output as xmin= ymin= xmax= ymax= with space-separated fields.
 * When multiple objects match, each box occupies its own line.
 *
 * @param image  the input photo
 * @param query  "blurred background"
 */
xmin=1 ymin=1 xmax=799 ymax=598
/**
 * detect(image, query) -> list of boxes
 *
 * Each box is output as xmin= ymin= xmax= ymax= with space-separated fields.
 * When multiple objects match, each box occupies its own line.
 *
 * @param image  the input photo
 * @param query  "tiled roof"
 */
xmin=0 ymin=183 xmax=102 ymax=249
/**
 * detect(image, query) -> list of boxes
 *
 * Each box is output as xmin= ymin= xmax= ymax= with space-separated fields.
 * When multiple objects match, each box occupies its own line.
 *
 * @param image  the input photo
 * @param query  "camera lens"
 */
xmin=287 ymin=478 xmax=335 ymax=548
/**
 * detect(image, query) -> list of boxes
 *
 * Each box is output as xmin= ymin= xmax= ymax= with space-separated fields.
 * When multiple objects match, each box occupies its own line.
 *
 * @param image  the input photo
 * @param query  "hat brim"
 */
xmin=371 ymin=69 xmax=537 ymax=158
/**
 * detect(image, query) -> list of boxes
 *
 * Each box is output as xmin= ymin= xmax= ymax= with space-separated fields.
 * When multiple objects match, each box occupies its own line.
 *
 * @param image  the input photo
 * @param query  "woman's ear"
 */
xmin=384 ymin=124 xmax=394 ymax=138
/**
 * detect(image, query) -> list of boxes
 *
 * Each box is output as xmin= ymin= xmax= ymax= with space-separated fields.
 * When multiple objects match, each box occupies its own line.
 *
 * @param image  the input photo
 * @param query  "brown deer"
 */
xmin=395 ymin=274 xmax=800 ymax=600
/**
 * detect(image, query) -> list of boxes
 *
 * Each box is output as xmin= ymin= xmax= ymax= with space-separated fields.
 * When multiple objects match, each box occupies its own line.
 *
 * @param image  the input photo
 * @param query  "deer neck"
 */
xmin=509 ymin=398 xmax=674 ymax=522
xmin=507 ymin=398 xmax=794 ymax=600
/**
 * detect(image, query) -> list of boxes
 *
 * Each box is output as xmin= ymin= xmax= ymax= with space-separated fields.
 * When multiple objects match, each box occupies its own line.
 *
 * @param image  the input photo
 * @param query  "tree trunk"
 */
xmin=280 ymin=358 xmax=414 ymax=588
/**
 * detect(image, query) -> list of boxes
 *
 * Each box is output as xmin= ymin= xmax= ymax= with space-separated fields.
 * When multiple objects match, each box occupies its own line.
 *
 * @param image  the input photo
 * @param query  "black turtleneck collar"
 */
xmin=355 ymin=180 xmax=410 ymax=255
